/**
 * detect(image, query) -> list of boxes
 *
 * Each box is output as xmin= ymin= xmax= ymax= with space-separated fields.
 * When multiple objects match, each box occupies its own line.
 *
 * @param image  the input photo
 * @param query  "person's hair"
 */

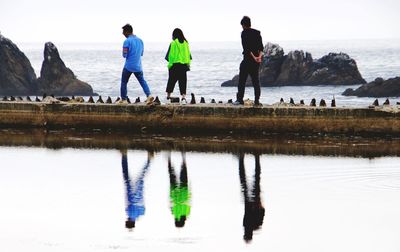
xmin=240 ymin=16 xmax=251 ymax=27
xmin=122 ymin=24 xmax=133 ymax=34
xmin=172 ymin=28 xmax=187 ymax=43
xmin=175 ymin=216 xmax=186 ymax=227
xmin=125 ymin=218 xmax=135 ymax=229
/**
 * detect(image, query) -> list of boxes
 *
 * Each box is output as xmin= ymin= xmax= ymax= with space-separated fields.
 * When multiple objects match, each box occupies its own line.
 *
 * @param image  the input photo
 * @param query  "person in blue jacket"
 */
xmin=120 ymin=24 xmax=154 ymax=104
xmin=121 ymin=149 xmax=153 ymax=229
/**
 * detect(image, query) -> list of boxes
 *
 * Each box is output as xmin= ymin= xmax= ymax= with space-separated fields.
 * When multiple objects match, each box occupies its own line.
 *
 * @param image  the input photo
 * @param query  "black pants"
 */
xmin=166 ymin=63 xmax=188 ymax=95
xmin=238 ymin=60 xmax=261 ymax=102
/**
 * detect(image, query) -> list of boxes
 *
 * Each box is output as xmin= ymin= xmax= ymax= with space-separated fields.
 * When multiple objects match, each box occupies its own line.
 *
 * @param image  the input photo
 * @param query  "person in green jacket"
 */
xmin=165 ymin=28 xmax=192 ymax=105
xmin=168 ymin=152 xmax=191 ymax=227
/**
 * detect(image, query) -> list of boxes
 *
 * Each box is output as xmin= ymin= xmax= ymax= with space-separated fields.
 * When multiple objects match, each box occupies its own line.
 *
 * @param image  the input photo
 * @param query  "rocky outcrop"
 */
xmin=342 ymin=77 xmax=400 ymax=97
xmin=221 ymin=42 xmax=366 ymax=87
xmin=0 ymin=34 xmax=37 ymax=95
xmin=37 ymin=42 xmax=96 ymax=96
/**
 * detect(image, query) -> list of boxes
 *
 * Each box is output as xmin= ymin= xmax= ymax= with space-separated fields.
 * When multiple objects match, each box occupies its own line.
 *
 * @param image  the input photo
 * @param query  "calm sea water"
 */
xmin=0 ymin=145 xmax=399 ymax=252
xmin=20 ymin=39 xmax=400 ymax=107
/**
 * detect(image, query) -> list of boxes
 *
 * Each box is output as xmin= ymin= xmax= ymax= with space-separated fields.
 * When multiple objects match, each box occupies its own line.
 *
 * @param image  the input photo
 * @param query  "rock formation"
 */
xmin=37 ymin=42 xmax=96 ymax=96
xmin=342 ymin=77 xmax=400 ymax=97
xmin=221 ymin=42 xmax=366 ymax=87
xmin=0 ymin=34 xmax=37 ymax=95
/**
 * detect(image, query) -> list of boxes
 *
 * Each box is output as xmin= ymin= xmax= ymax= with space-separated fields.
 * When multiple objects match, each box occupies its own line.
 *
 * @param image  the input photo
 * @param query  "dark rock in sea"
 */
xmin=35 ymin=96 xmax=41 ymax=102
xmin=221 ymin=42 xmax=366 ymax=87
xmin=200 ymin=97 xmax=205 ymax=103
xmin=106 ymin=96 xmax=112 ymax=104
xmin=372 ymin=99 xmax=379 ymax=106
xmin=190 ymin=93 xmax=196 ymax=104
xmin=2 ymin=96 xmax=8 ymax=101
xmin=331 ymin=97 xmax=336 ymax=107
xmin=96 ymin=96 xmax=104 ymax=103
xmin=88 ymin=96 xmax=94 ymax=103
xmin=0 ymin=35 xmax=38 ymax=95
xmin=10 ymin=96 xmax=16 ymax=101
xmin=228 ymin=99 xmax=233 ymax=104
xmin=342 ymin=77 xmax=400 ymax=97
xmin=383 ymin=98 xmax=390 ymax=105
xmin=300 ymin=100 xmax=305 ymax=105
xmin=310 ymin=98 xmax=316 ymax=107
xmin=127 ymin=97 xmax=131 ymax=104
xmin=26 ymin=96 xmax=32 ymax=102
xmin=211 ymin=99 xmax=216 ymax=103
xmin=134 ymin=97 xmax=140 ymax=103
xmin=37 ymin=42 xmax=96 ymax=96
xmin=319 ymin=99 xmax=326 ymax=107
xmin=154 ymin=96 xmax=161 ymax=105
xmin=290 ymin=98 xmax=295 ymax=105
xmin=280 ymin=98 xmax=284 ymax=103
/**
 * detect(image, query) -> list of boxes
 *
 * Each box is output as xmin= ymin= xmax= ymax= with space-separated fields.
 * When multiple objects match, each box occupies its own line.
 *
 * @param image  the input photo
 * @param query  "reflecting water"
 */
xmin=0 ymin=142 xmax=400 ymax=251
xmin=239 ymin=153 xmax=265 ymax=242
xmin=121 ymin=149 xmax=152 ymax=229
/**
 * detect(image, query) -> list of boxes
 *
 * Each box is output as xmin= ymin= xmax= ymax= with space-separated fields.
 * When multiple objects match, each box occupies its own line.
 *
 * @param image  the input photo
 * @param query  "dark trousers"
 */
xmin=166 ymin=63 xmax=188 ymax=95
xmin=238 ymin=60 xmax=261 ymax=102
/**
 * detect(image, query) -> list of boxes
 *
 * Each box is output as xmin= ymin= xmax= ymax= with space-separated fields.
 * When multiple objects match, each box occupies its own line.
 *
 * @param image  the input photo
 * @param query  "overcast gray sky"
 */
xmin=1 ymin=0 xmax=399 ymax=43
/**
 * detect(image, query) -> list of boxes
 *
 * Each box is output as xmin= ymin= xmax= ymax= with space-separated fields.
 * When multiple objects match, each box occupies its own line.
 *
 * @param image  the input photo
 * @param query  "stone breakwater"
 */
xmin=0 ymin=101 xmax=399 ymax=135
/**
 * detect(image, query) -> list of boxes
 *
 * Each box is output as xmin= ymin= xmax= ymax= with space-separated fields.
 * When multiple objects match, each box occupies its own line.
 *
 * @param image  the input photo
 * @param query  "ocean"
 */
xmin=20 ymin=39 xmax=400 ymax=107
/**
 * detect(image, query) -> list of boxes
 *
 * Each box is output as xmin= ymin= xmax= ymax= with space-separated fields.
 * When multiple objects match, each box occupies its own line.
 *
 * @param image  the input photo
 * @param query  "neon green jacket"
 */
xmin=170 ymin=186 xmax=191 ymax=220
xmin=167 ymin=39 xmax=191 ymax=69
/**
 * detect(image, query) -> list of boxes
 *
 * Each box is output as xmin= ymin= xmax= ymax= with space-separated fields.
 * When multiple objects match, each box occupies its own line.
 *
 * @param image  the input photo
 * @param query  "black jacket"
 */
xmin=241 ymin=28 xmax=263 ymax=62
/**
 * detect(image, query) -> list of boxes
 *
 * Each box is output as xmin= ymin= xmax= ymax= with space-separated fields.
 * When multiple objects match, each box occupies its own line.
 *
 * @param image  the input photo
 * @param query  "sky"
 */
xmin=0 ymin=0 xmax=399 ymax=43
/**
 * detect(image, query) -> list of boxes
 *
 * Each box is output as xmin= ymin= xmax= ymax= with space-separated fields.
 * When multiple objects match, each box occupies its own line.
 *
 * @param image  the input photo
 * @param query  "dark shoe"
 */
xmin=254 ymin=101 xmax=263 ymax=107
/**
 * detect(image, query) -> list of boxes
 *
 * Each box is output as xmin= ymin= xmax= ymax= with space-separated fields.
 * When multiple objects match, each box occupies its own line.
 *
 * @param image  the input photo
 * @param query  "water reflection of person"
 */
xmin=168 ymin=152 xmax=191 ymax=228
xmin=121 ymin=149 xmax=153 ymax=229
xmin=239 ymin=153 xmax=265 ymax=242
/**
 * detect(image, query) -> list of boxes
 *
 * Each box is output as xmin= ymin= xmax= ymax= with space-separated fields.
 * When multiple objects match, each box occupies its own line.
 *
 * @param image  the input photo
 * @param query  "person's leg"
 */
xmin=134 ymin=71 xmax=151 ymax=97
xmin=249 ymin=65 xmax=261 ymax=103
xmin=166 ymin=66 xmax=178 ymax=98
xmin=168 ymin=154 xmax=177 ymax=186
xmin=180 ymin=153 xmax=188 ymax=186
xmin=120 ymin=68 xmax=132 ymax=100
xmin=237 ymin=61 xmax=248 ymax=103
xmin=177 ymin=65 xmax=187 ymax=98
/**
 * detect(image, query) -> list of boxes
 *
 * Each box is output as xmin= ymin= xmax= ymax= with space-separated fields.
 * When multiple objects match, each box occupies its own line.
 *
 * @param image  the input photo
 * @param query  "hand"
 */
xmin=250 ymin=52 xmax=262 ymax=63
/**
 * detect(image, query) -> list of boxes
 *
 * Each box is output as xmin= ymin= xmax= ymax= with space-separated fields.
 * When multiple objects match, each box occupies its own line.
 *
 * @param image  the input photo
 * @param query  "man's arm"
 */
xmin=165 ymin=44 xmax=171 ymax=61
xmin=122 ymin=40 xmax=129 ymax=58
xmin=123 ymin=47 xmax=128 ymax=58
xmin=241 ymin=32 xmax=250 ymax=55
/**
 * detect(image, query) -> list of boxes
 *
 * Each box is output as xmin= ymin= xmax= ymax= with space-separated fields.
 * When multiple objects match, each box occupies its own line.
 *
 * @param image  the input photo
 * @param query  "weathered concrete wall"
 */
xmin=1 ymin=128 xmax=400 ymax=157
xmin=0 ymin=102 xmax=399 ymax=135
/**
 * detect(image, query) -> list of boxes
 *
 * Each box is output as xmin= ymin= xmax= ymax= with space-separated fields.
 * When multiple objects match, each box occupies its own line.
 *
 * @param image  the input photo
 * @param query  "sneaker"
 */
xmin=145 ymin=96 xmax=154 ymax=105
xmin=181 ymin=98 xmax=187 ymax=105
xmin=118 ymin=99 xmax=129 ymax=104
xmin=232 ymin=100 xmax=244 ymax=105
xmin=254 ymin=101 xmax=263 ymax=107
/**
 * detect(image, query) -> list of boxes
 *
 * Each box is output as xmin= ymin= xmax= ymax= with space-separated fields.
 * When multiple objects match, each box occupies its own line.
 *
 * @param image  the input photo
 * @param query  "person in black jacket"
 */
xmin=233 ymin=16 xmax=264 ymax=106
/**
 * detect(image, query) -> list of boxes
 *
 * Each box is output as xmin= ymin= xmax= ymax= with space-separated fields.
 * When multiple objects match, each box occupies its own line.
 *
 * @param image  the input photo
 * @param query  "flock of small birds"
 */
xmin=1 ymin=93 xmax=399 ymax=107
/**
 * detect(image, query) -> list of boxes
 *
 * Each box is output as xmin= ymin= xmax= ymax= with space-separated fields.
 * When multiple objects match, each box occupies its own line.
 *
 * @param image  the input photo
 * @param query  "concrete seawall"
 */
xmin=0 ymin=102 xmax=399 ymax=135
xmin=1 ymin=129 xmax=400 ymax=157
